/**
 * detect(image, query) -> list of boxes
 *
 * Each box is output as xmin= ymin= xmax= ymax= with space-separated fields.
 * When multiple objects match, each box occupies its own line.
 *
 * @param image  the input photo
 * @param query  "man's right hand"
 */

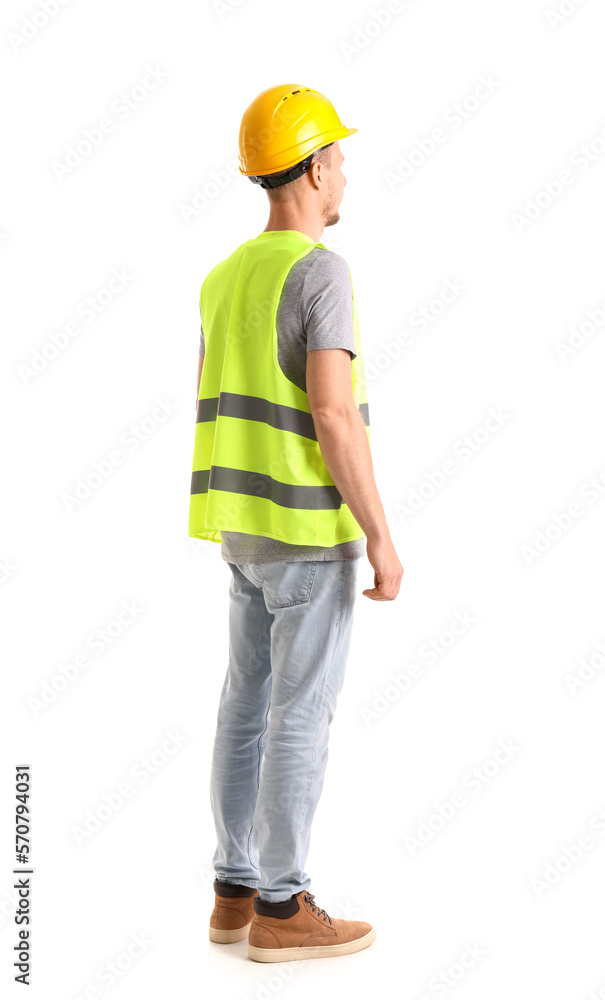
xmin=362 ymin=535 xmax=404 ymax=601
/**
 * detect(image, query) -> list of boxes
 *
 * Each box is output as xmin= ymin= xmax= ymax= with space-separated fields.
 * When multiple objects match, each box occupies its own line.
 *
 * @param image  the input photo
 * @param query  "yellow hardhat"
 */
xmin=238 ymin=83 xmax=358 ymax=189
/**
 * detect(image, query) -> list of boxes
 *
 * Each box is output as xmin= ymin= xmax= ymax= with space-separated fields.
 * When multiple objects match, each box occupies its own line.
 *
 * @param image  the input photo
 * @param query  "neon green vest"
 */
xmin=188 ymin=229 xmax=370 ymax=546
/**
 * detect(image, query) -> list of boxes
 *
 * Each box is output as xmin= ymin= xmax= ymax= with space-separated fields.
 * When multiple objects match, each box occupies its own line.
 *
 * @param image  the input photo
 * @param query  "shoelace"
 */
xmin=302 ymin=891 xmax=333 ymax=925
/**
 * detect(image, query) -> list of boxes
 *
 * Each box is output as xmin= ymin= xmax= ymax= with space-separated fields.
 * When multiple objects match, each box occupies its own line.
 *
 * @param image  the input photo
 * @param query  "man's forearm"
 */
xmin=196 ymin=355 xmax=203 ymax=406
xmin=312 ymin=408 xmax=390 ymax=542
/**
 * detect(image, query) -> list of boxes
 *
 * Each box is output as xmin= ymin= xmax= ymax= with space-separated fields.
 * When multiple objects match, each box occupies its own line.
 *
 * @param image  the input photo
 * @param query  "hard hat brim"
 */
xmin=239 ymin=125 xmax=358 ymax=177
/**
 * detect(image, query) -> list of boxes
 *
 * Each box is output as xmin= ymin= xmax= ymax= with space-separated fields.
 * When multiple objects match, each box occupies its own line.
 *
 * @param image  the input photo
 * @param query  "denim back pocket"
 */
xmin=257 ymin=561 xmax=319 ymax=609
xmin=228 ymin=563 xmax=248 ymax=594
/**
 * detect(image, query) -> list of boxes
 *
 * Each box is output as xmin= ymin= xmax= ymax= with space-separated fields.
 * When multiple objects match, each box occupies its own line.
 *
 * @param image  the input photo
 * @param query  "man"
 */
xmin=188 ymin=83 xmax=403 ymax=963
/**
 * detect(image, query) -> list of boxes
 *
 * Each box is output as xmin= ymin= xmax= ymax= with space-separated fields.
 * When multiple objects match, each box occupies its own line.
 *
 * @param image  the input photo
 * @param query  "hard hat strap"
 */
xmin=249 ymin=152 xmax=316 ymax=189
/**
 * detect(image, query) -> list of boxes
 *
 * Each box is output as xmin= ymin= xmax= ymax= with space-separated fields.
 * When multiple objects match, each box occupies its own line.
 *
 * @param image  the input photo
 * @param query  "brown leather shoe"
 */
xmin=209 ymin=880 xmax=260 ymax=943
xmin=248 ymin=889 xmax=376 ymax=962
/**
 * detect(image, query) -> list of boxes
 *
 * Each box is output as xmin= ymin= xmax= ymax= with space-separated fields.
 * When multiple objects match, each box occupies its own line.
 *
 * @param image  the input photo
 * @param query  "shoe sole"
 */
xmin=210 ymin=921 xmax=252 ymax=944
xmin=248 ymin=925 xmax=376 ymax=962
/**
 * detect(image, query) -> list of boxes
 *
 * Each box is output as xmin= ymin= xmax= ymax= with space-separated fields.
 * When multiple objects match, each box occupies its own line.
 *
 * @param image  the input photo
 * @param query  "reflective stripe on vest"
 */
xmin=188 ymin=230 xmax=371 ymax=547
xmin=195 ymin=393 xmax=370 ymax=436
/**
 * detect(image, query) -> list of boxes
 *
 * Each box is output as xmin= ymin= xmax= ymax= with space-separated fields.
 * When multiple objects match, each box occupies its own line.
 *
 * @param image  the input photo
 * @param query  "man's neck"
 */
xmin=263 ymin=215 xmax=324 ymax=243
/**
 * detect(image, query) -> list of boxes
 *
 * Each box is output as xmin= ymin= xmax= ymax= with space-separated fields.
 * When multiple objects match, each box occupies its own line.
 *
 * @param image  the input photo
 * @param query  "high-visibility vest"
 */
xmin=188 ymin=229 xmax=371 ymax=546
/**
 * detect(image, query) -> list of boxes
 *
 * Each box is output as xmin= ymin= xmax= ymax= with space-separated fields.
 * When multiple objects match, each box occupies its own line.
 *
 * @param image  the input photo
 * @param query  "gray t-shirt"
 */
xmin=199 ymin=246 xmax=366 ymax=564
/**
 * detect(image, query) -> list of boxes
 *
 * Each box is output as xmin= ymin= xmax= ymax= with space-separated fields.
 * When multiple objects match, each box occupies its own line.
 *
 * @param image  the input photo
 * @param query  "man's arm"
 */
xmin=196 ymin=355 xmax=203 ymax=409
xmin=306 ymin=347 xmax=403 ymax=601
xmin=197 ymin=307 xmax=205 ymax=408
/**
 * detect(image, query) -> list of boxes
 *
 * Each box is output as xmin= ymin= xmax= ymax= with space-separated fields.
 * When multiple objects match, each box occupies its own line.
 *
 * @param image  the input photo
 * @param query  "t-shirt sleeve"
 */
xmin=302 ymin=252 xmax=356 ymax=359
xmin=199 ymin=300 xmax=205 ymax=356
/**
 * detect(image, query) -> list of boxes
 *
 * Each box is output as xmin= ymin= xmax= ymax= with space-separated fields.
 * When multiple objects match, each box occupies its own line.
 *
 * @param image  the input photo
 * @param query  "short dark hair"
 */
xmin=257 ymin=142 xmax=334 ymax=194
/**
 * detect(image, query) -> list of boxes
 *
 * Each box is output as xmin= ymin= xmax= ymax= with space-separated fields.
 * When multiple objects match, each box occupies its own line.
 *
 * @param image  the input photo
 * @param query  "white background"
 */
xmin=3 ymin=0 xmax=605 ymax=997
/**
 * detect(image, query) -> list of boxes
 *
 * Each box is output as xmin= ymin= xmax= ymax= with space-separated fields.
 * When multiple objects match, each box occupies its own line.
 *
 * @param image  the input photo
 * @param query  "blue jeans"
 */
xmin=210 ymin=557 xmax=361 ymax=903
